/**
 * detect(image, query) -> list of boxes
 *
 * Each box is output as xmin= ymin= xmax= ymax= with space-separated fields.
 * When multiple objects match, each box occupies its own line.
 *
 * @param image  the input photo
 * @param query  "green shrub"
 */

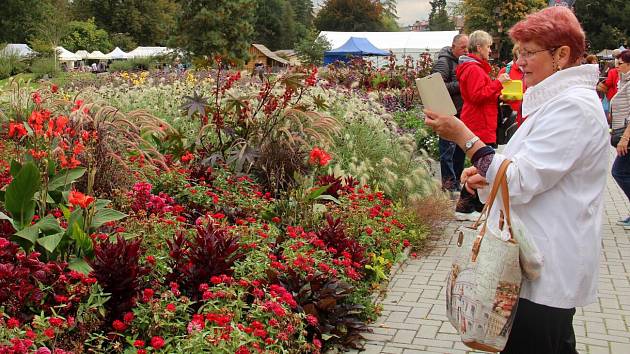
xmin=30 ymin=57 xmax=61 ymax=79
xmin=392 ymin=108 xmax=440 ymax=160
xmin=108 ymin=57 xmax=156 ymax=72
xmin=0 ymin=52 xmax=28 ymax=79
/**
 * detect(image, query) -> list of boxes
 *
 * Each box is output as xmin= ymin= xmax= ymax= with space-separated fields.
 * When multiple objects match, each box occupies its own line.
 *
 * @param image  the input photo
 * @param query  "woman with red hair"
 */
xmin=423 ymin=7 xmax=608 ymax=353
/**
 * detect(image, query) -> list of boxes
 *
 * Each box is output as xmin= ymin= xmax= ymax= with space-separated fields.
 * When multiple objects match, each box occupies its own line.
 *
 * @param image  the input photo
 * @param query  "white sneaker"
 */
xmin=455 ymin=211 xmax=482 ymax=222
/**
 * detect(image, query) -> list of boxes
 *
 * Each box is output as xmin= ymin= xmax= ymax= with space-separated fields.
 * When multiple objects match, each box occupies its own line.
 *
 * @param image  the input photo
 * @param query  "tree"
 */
xmin=294 ymin=29 xmax=332 ymax=66
xmin=253 ymin=0 xmax=297 ymax=50
xmin=110 ymin=33 xmax=138 ymax=52
xmin=175 ymin=0 xmax=256 ymax=63
xmin=289 ymin=0 xmax=314 ymax=40
xmin=461 ymin=0 xmax=546 ymax=59
xmin=30 ymin=0 xmax=71 ymax=52
xmin=379 ymin=0 xmax=400 ymax=31
xmin=314 ymin=0 xmax=387 ymax=32
xmin=0 ymin=0 xmax=63 ymax=43
xmin=575 ymin=0 xmax=629 ymax=52
xmin=428 ymin=0 xmax=455 ymax=31
xmin=71 ymin=0 xmax=179 ymax=46
xmin=60 ymin=18 xmax=112 ymax=53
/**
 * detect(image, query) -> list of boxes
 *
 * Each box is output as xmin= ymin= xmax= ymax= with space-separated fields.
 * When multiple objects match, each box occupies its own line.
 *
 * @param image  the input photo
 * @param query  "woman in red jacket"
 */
xmin=454 ymin=30 xmax=509 ymax=219
xmin=456 ymin=30 xmax=510 ymax=145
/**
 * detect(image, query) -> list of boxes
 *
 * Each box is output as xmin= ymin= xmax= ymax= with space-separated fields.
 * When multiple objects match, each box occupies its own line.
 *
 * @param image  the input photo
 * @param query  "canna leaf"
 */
xmin=37 ymin=232 xmax=64 ymax=253
xmin=48 ymin=168 xmax=87 ymax=190
xmin=4 ymin=162 xmax=40 ymax=229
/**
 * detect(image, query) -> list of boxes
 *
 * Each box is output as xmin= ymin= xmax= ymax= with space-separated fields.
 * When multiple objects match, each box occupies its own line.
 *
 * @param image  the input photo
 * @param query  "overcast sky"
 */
xmin=313 ymin=0 xmax=442 ymax=27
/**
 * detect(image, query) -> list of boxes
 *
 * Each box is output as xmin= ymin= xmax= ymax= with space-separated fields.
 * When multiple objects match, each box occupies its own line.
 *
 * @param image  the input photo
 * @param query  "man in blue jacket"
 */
xmin=432 ymin=34 xmax=468 ymax=193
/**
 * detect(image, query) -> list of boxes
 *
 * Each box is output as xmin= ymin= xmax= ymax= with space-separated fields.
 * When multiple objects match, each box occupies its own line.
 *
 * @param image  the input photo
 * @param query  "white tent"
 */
xmin=56 ymin=47 xmax=82 ymax=61
xmin=75 ymin=50 xmax=90 ymax=60
xmin=87 ymin=51 xmax=109 ymax=60
xmin=318 ymin=31 xmax=460 ymax=63
xmin=0 ymin=43 xmax=35 ymax=58
xmin=127 ymin=46 xmax=171 ymax=58
xmin=107 ymin=47 xmax=129 ymax=60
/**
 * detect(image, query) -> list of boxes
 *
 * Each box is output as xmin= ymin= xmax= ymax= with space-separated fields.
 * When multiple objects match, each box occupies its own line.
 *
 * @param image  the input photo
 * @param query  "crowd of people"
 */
xmin=433 ymin=20 xmax=629 ymax=224
xmin=425 ymin=5 xmax=628 ymax=353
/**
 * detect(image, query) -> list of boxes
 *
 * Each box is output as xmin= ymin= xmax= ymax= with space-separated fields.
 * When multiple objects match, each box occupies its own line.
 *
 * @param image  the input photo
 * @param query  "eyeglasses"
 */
xmin=518 ymin=47 xmax=557 ymax=60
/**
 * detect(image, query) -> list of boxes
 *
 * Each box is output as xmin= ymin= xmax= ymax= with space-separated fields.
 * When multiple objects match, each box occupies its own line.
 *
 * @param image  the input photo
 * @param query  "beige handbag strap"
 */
xmin=470 ymin=159 xmax=513 ymax=261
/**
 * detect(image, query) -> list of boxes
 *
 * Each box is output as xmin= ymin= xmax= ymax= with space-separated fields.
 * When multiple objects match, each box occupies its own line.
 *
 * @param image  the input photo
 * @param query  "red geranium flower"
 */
xmin=133 ymin=340 xmax=145 ymax=348
xmin=150 ymin=336 xmax=165 ymax=350
xmin=49 ymin=317 xmax=64 ymax=327
xmin=112 ymin=319 xmax=127 ymax=332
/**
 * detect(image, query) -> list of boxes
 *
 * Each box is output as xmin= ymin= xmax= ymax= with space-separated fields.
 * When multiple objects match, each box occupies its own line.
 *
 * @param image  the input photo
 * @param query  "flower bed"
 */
xmin=0 ymin=63 xmax=448 ymax=353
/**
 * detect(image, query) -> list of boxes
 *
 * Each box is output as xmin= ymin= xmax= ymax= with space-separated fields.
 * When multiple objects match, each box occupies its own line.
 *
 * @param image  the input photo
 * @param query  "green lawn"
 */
xmin=0 ymin=72 xmax=97 ymax=93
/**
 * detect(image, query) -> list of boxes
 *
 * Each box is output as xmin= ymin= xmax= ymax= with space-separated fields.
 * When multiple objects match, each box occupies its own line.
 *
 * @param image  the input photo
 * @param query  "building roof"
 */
xmin=0 ymin=43 xmax=35 ymax=57
xmin=325 ymin=37 xmax=389 ymax=56
xmin=319 ymin=31 xmax=460 ymax=52
xmin=127 ymin=46 xmax=171 ymax=58
xmin=56 ymin=47 xmax=82 ymax=61
xmin=107 ymin=47 xmax=129 ymax=60
xmin=252 ymin=44 xmax=289 ymax=65
xmin=274 ymin=49 xmax=298 ymax=58
xmin=75 ymin=50 xmax=90 ymax=59
xmin=87 ymin=50 xmax=109 ymax=60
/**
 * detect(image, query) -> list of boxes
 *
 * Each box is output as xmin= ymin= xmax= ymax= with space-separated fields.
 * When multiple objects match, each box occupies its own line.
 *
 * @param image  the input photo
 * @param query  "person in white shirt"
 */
xmin=422 ymin=6 xmax=608 ymax=354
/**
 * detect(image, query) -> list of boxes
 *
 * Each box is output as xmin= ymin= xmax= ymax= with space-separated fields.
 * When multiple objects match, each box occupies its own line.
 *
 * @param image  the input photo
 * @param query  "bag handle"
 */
xmin=470 ymin=159 xmax=513 ymax=261
xmin=471 ymin=159 xmax=512 ymax=229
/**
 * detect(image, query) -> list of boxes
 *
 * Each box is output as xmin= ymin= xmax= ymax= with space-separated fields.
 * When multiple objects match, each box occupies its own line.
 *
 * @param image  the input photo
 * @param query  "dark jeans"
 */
xmin=612 ymin=152 xmax=630 ymax=201
xmin=439 ymin=138 xmax=465 ymax=191
xmin=502 ymin=298 xmax=578 ymax=354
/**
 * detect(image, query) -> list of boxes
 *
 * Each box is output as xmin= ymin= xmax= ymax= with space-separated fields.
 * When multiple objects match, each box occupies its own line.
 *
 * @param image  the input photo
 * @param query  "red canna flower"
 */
xmin=32 ymin=92 xmax=42 ymax=105
xmin=68 ymin=190 xmax=95 ymax=209
xmin=8 ymin=122 xmax=28 ymax=138
xmin=308 ymin=147 xmax=331 ymax=167
xmin=51 ymin=84 xmax=58 ymax=93
xmin=180 ymin=151 xmax=194 ymax=163
xmin=72 ymin=100 xmax=84 ymax=112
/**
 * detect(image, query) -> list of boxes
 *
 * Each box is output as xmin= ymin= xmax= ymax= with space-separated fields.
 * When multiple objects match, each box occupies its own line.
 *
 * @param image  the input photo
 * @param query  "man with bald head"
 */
xmin=432 ymin=33 xmax=469 ymax=193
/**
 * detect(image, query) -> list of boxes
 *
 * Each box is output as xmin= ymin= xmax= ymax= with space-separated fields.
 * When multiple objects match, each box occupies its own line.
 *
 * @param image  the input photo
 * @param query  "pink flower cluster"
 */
xmin=130 ymin=182 xmax=177 ymax=215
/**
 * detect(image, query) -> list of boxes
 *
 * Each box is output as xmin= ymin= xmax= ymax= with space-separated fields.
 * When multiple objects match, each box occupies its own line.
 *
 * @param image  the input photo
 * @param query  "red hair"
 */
xmin=509 ymin=7 xmax=585 ymax=64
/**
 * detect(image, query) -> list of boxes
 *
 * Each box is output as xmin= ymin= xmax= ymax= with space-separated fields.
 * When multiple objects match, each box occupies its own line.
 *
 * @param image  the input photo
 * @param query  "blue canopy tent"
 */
xmin=323 ymin=37 xmax=389 ymax=65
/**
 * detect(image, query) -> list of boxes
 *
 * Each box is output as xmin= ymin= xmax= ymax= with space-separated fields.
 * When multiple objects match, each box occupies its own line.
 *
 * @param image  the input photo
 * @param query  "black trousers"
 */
xmin=502 ymin=298 xmax=578 ymax=354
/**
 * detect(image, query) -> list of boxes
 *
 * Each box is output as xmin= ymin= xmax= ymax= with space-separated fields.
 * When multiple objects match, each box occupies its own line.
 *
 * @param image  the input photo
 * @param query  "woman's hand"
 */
xmin=423 ymin=109 xmax=469 ymax=142
xmin=497 ymin=73 xmax=511 ymax=84
xmin=617 ymin=138 xmax=628 ymax=156
xmin=461 ymin=167 xmax=488 ymax=193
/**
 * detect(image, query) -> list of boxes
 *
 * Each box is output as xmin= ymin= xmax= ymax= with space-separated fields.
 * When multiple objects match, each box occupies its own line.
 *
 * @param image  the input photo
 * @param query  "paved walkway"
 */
xmin=352 ymin=157 xmax=630 ymax=354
